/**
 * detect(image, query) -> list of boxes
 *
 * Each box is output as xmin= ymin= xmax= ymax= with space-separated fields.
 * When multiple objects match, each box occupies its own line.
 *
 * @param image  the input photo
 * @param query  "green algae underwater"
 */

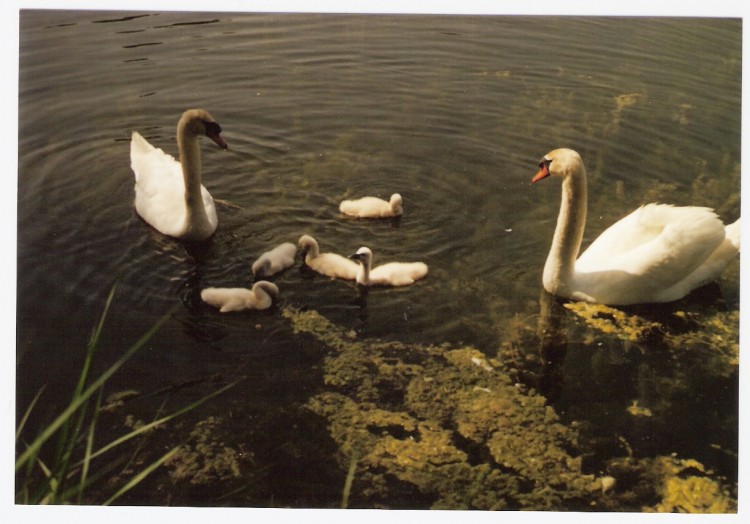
xmin=278 ymin=300 xmax=738 ymax=511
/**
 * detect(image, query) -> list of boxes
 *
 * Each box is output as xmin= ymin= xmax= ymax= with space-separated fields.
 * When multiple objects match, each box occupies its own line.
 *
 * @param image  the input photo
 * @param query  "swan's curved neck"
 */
xmin=304 ymin=241 xmax=320 ymax=260
xmin=544 ymin=162 xmax=587 ymax=294
xmin=177 ymin=120 xmax=211 ymax=236
xmin=357 ymin=255 xmax=372 ymax=285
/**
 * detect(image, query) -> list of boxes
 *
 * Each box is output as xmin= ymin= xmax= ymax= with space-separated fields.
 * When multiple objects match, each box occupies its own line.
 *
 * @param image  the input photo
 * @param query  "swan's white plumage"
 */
xmin=339 ymin=193 xmax=403 ymax=218
xmin=534 ymin=148 xmax=740 ymax=305
xmin=350 ymin=246 xmax=428 ymax=287
xmin=201 ymin=281 xmax=279 ymax=312
xmin=130 ymin=109 xmax=226 ymax=241
xmin=298 ymin=235 xmax=359 ymax=280
xmin=252 ymin=242 xmax=297 ymax=277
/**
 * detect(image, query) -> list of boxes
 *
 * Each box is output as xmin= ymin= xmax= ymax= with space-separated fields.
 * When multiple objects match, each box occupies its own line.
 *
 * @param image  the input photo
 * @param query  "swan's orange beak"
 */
xmin=532 ymin=163 xmax=550 ymax=183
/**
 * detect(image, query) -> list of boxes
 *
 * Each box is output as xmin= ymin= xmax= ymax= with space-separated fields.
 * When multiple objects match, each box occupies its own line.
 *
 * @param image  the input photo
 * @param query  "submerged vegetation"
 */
xmin=283 ymin=304 xmax=737 ymax=512
xmin=16 ymin=287 xmax=737 ymax=510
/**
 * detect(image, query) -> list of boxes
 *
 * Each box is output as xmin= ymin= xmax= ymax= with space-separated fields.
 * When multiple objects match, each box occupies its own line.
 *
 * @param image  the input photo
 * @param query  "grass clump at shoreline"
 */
xmin=15 ymin=286 xmax=236 ymax=505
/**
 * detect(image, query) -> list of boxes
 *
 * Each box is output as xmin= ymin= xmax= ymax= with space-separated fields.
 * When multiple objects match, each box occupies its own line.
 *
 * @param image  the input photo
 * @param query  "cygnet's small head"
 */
xmin=179 ymin=108 xmax=228 ymax=150
xmin=298 ymin=234 xmax=319 ymax=256
xmin=390 ymin=193 xmax=404 ymax=213
xmin=252 ymin=258 xmax=271 ymax=276
xmin=253 ymin=281 xmax=279 ymax=297
xmin=349 ymin=246 xmax=373 ymax=265
xmin=298 ymin=234 xmax=315 ymax=249
xmin=532 ymin=148 xmax=582 ymax=183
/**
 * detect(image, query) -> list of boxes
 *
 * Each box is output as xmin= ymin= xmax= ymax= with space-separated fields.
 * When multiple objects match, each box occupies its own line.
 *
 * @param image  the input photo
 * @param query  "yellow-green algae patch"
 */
xmin=609 ymin=456 xmax=736 ymax=513
xmin=283 ymin=306 xmax=737 ymax=511
xmin=563 ymin=302 xmax=661 ymax=342
xmin=563 ymin=302 xmax=739 ymax=377
xmin=166 ymin=416 xmax=243 ymax=486
xmin=284 ymin=307 xmax=606 ymax=510
xmin=650 ymin=457 xmax=735 ymax=513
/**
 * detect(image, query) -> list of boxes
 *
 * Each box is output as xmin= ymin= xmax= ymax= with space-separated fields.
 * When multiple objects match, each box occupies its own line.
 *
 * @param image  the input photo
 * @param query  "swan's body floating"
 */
xmin=533 ymin=148 xmax=740 ymax=305
xmin=252 ymin=242 xmax=297 ymax=277
xmin=130 ymin=109 xmax=228 ymax=241
xmin=201 ymin=281 xmax=279 ymax=312
xmin=349 ymin=246 xmax=428 ymax=286
xmin=339 ymin=193 xmax=403 ymax=218
xmin=298 ymin=235 xmax=359 ymax=280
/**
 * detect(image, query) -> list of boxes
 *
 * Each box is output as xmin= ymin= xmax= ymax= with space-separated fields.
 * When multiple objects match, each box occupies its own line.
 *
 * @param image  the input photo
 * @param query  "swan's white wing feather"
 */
xmin=130 ymin=132 xmax=156 ymax=178
xmin=574 ymin=204 xmax=726 ymax=303
xmin=580 ymin=205 xmax=724 ymax=272
xmin=577 ymin=204 xmax=673 ymax=269
xmin=132 ymin=144 xmax=189 ymax=237
xmin=131 ymin=132 xmax=217 ymax=238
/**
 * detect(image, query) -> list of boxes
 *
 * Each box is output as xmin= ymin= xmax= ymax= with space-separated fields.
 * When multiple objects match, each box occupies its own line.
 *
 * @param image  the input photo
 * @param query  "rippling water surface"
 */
xmin=17 ymin=11 xmax=741 ymax=509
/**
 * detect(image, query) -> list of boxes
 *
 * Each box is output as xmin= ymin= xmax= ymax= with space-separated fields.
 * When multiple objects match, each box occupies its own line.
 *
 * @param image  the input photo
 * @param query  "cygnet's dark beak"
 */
xmin=349 ymin=253 xmax=365 ymax=263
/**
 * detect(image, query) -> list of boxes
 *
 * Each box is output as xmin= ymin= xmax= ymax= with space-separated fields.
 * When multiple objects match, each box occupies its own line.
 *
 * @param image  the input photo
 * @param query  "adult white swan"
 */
xmin=130 ymin=109 xmax=228 ymax=241
xmin=349 ymin=246 xmax=428 ymax=287
xmin=532 ymin=148 xmax=740 ymax=305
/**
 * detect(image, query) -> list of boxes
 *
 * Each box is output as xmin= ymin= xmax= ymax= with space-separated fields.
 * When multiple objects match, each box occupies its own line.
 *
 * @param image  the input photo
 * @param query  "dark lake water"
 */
xmin=16 ymin=10 xmax=741 ymax=510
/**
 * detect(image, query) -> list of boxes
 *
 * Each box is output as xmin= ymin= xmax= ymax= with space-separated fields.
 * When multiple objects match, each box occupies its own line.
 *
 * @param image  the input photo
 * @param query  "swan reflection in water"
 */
xmin=534 ymin=290 xmax=570 ymax=402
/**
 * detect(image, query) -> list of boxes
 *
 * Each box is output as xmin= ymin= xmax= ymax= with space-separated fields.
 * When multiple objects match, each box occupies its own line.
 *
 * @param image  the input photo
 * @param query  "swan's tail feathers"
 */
xmin=130 ymin=131 xmax=156 ymax=181
xmin=725 ymin=218 xmax=740 ymax=252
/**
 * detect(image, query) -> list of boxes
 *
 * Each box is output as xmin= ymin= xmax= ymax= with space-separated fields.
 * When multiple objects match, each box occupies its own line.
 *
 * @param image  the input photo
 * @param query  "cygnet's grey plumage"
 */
xmin=201 ymin=281 xmax=279 ymax=312
xmin=298 ymin=234 xmax=359 ymax=280
xmin=251 ymin=242 xmax=297 ymax=277
xmin=339 ymin=193 xmax=403 ymax=218
xmin=349 ymin=246 xmax=428 ymax=286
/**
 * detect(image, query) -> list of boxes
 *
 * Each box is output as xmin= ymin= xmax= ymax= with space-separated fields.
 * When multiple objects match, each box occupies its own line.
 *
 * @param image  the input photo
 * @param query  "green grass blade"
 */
xmin=52 ymin=286 xmax=116 ymax=474
xmin=341 ymin=451 xmax=358 ymax=509
xmin=102 ymin=445 xmax=181 ymax=506
xmin=82 ymin=380 xmax=238 ymax=464
xmin=32 ymin=455 xmax=56 ymax=505
xmin=77 ymin=388 xmax=103 ymax=504
xmin=16 ymin=385 xmax=46 ymax=440
xmin=77 ymin=284 xmax=117 ymax=397
xmin=15 ymin=306 xmax=175 ymax=471
xmin=119 ymin=398 xmax=168 ymax=475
